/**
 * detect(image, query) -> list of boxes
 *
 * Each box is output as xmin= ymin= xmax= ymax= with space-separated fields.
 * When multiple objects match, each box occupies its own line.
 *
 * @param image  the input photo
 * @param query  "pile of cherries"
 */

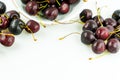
xmin=0 ymin=1 xmax=40 ymax=47
xmin=80 ymin=9 xmax=120 ymax=54
xmin=21 ymin=0 xmax=80 ymax=20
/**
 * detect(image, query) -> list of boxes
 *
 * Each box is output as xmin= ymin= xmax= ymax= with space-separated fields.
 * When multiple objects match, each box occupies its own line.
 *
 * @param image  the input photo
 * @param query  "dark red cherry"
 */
xmin=25 ymin=1 xmax=39 ymax=15
xmin=59 ymin=2 xmax=70 ymax=14
xmin=44 ymin=7 xmax=58 ymax=20
xmin=93 ymin=15 xmax=104 ymax=27
xmin=92 ymin=39 xmax=106 ymax=54
xmin=95 ymin=27 xmax=110 ymax=40
xmin=107 ymin=38 xmax=120 ymax=53
xmin=0 ymin=34 xmax=15 ymax=47
xmin=80 ymin=9 xmax=92 ymax=22
xmin=104 ymin=18 xmax=117 ymax=28
xmin=25 ymin=20 xmax=40 ymax=33
xmin=106 ymin=25 xmax=114 ymax=32
xmin=81 ymin=30 xmax=96 ymax=45
xmin=83 ymin=20 xmax=98 ymax=32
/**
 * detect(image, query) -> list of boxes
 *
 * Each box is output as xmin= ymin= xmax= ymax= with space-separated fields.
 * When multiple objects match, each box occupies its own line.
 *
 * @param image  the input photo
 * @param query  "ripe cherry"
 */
xmin=25 ymin=20 xmax=40 ymax=33
xmin=83 ymin=20 xmax=98 ymax=32
xmin=92 ymin=39 xmax=106 ymax=54
xmin=59 ymin=2 xmax=70 ymax=14
xmin=80 ymin=9 xmax=92 ymax=22
xmin=95 ymin=27 xmax=110 ymax=40
xmin=25 ymin=1 xmax=39 ymax=15
xmin=104 ymin=18 xmax=117 ymax=28
xmin=81 ymin=30 xmax=96 ymax=45
xmin=107 ymin=38 xmax=120 ymax=53
xmin=44 ymin=7 xmax=58 ymax=20
xmin=0 ymin=33 xmax=15 ymax=47
xmin=8 ymin=19 xmax=25 ymax=35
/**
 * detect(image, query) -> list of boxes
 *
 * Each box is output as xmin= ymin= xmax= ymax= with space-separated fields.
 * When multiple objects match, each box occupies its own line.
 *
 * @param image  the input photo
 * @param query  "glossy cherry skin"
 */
xmin=25 ymin=20 xmax=40 ymax=33
xmin=112 ymin=10 xmax=120 ymax=21
xmin=44 ymin=7 xmax=58 ymax=20
xmin=104 ymin=18 xmax=117 ymax=28
xmin=81 ymin=30 xmax=96 ymax=45
xmin=0 ymin=1 xmax=6 ymax=14
xmin=59 ymin=2 xmax=70 ymax=14
xmin=92 ymin=39 xmax=106 ymax=54
xmin=95 ymin=27 xmax=110 ymax=40
xmin=106 ymin=25 xmax=114 ymax=32
xmin=5 ymin=10 xmax=20 ymax=21
xmin=83 ymin=20 xmax=98 ymax=32
xmin=0 ymin=34 xmax=15 ymax=47
xmin=80 ymin=9 xmax=92 ymax=22
xmin=93 ymin=15 xmax=104 ymax=27
xmin=25 ymin=1 xmax=39 ymax=15
xmin=8 ymin=19 xmax=25 ymax=35
xmin=107 ymin=38 xmax=120 ymax=53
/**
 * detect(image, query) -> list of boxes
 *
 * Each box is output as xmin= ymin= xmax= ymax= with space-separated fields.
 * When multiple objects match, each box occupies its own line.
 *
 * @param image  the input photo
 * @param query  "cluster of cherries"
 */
xmin=21 ymin=0 xmax=80 ymax=20
xmin=80 ymin=8 xmax=120 ymax=54
xmin=0 ymin=1 xmax=40 ymax=47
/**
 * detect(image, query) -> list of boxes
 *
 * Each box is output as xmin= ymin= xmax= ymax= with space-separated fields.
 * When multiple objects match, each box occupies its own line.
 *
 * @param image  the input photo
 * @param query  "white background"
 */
xmin=0 ymin=0 xmax=120 ymax=80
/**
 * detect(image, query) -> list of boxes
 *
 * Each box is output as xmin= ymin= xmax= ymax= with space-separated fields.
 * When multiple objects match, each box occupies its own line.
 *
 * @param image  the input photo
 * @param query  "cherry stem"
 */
xmin=89 ymin=52 xmax=110 ymax=60
xmin=39 ymin=4 xmax=48 ymax=9
xmin=56 ymin=0 xmax=61 ymax=6
xmin=45 ymin=0 xmax=49 ymax=3
xmin=37 ymin=1 xmax=48 ymax=4
xmin=54 ymin=19 xmax=84 ymax=24
xmin=83 ymin=0 xmax=88 ymax=2
xmin=97 ymin=8 xmax=103 ymax=27
xmin=0 ymin=18 xmax=2 ymax=24
xmin=0 ymin=32 xmax=14 ymax=37
xmin=59 ymin=32 xmax=80 ymax=40
xmin=25 ymin=26 xmax=37 ymax=41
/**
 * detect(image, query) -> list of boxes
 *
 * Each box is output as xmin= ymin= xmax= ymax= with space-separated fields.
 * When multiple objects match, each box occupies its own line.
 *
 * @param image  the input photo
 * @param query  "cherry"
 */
xmin=0 ymin=33 xmax=15 ymax=47
xmin=104 ymin=18 xmax=117 ymax=28
xmin=25 ymin=20 xmax=40 ymax=33
xmin=25 ymin=1 xmax=39 ymax=15
xmin=44 ymin=7 xmax=58 ymax=20
xmin=95 ymin=27 xmax=110 ymax=40
xmin=0 ymin=16 xmax=9 ymax=29
xmin=93 ymin=15 xmax=104 ymax=27
xmin=106 ymin=25 xmax=114 ymax=32
xmin=107 ymin=38 xmax=120 ymax=53
xmin=112 ymin=32 xmax=120 ymax=41
xmin=59 ymin=2 xmax=69 ymax=14
xmin=112 ymin=10 xmax=120 ymax=21
xmin=80 ymin=9 xmax=92 ymax=22
xmin=8 ymin=19 xmax=25 ymax=35
xmin=81 ymin=30 xmax=96 ymax=45
xmin=0 ymin=1 xmax=6 ymax=14
xmin=5 ymin=10 xmax=20 ymax=21
xmin=92 ymin=39 xmax=106 ymax=54
xmin=83 ymin=20 xmax=98 ymax=32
